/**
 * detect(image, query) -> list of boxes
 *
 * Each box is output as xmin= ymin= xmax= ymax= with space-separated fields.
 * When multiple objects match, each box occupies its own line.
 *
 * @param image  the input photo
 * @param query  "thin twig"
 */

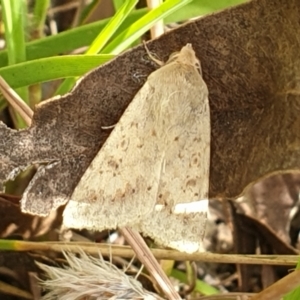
xmin=0 ymin=76 xmax=33 ymax=126
xmin=8 ymin=240 xmax=299 ymax=265
xmin=147 ymin=0 xmax=165 ymax=39
xmin=250 ymin=269 xmax=300 ymax=300
xmin=120 ymin=227 xmax=182 ymax=300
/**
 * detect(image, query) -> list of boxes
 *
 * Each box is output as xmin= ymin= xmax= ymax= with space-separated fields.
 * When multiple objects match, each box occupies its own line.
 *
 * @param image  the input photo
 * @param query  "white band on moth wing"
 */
xmin=154 ymin=199 xmax=208 ymax=214
xmin=169 ymin=240 xmax=205 ymax=253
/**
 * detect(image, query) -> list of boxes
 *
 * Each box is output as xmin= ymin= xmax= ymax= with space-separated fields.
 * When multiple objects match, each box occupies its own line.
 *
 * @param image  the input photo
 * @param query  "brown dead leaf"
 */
xmin=231 ymin=201 xmax=298 ymax=256
xmin=237 ymin=174 xmax=300 ymax=245
xmin=230 ymin=198 xmax=299 ymax=292
xmin=1 ymin=0 xmax=300 ymax=215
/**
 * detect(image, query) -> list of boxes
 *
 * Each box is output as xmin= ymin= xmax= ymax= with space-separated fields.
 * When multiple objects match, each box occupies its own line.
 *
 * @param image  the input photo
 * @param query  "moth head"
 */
xmin=167 ymin=44 xmax=202 ymax=75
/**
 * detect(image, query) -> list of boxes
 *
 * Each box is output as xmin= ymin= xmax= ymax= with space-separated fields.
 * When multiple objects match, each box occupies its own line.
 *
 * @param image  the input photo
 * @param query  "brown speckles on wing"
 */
xmin=63 ymin=44 xmax=210 ymax=252
xmin=136 ymin=49 xmax=210 ymax=252
xmin=63 ymin=80 xmax=164 ymax=230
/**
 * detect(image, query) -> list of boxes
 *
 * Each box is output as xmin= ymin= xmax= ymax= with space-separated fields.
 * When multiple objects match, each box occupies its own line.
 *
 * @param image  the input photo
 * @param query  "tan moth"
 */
xmin=63 ymin=44 xmax=210 ymax=253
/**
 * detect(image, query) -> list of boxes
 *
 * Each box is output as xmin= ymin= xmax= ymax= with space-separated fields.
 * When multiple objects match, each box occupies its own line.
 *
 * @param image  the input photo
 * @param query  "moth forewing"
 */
xmin=63 ymin=44 xmax=210 ymax=253
xmin=134 ymin=53 xmax=210 ymax=253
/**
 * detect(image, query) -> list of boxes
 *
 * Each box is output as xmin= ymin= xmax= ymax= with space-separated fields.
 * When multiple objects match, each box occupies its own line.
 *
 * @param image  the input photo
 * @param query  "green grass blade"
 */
xmin=1 ymin=0 xmax=29 ymax=128
xmin=113 ymin=0 xmax=126 ymax=10
xmin=87 ymin=0 xmax=138 ymax=54
xmin=171 ymin=269 xmax=219 ymax=295
xmin=33 ymin=0 xmax=50 ymax=36
xmin=165 ymin=0 xmax=248 ymax=21
xmin=0 ymin=55 xmax=114 ymax=89
xmin=79 ymin=0 xmax=100 ymax=24
xmin=0 ymin=9 xmax=147 ymax=68
xmin=1 ymin=0 xmax=27 ymax=65
xmin=102 ymin=0 xmax=192 ymax=54
xmin=56 ymin=0 xmax=138 ymax=95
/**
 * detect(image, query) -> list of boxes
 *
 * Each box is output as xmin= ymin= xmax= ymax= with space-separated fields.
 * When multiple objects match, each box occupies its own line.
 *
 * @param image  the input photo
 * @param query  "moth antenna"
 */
xmin=143 ymin=41 xmax=164 ymax=66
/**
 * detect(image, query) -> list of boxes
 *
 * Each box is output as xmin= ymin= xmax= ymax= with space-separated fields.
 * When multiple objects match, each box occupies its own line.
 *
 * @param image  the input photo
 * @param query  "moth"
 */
xmin=63 ymin=44 xmax=210 ymax=253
